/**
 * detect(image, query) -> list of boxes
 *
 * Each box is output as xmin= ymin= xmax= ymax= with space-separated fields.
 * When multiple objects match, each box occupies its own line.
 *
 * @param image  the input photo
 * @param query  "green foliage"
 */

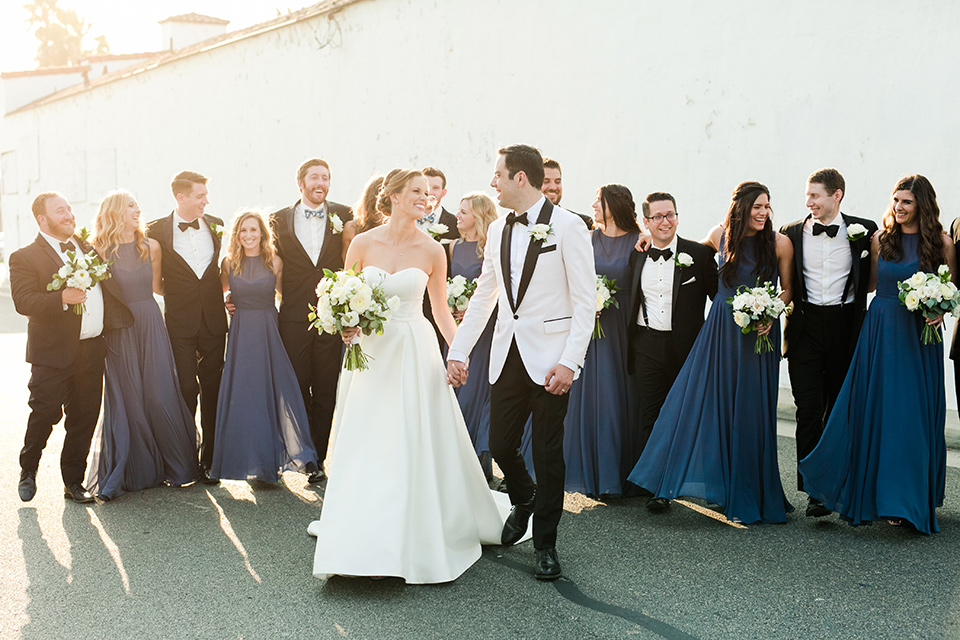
xmin=24 ymin=0 xmax=110 ymax=67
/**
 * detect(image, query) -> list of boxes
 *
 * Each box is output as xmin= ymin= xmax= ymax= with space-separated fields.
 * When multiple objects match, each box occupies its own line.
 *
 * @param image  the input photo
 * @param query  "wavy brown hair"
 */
xmin=353 ymin=174 xmax=385 ymax=233
xmin=458 ymin=192 xmax=498 ymax=258
xmin=226 ymin=210 xmax=276 ymax=275
xmin=719 ymin=181 xmax=777 ymax=287
xmin=94 ymin=190 xmax=150 ymax=263
xmin=598 ymin=184 xmax=641 ymax=234
xmin=879 ymin=175 xmax=944 ymax=271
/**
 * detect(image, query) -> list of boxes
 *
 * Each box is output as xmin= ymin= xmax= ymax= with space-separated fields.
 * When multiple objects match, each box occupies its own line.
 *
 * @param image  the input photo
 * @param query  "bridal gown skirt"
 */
xmin=310 ymin=267 xmax=516 ymax=584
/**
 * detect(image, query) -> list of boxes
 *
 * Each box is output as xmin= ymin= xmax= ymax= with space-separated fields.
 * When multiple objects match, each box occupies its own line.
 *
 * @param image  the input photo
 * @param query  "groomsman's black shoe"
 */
xmin=198 ymin=467 xmax=220 ymax=485
xmin=534 ymin=547 xmax=562 ymax=581
xmin=307 ymin=468 xmax=327 ymax=484
xmin=646 ymin=497 xmax=671 ymax=513
xmin=501 ymin=492 xmax=536 ymax=546
xmin=63 ymin=483 xmax=95 ymax=504
xmin=806 ymin=497 xmax=830 ymax=518
xmin=18 ymin=470 xmax=37 ymax=502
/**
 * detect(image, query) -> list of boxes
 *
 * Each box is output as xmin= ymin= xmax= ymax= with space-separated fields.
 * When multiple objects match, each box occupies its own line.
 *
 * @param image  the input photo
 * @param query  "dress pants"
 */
xmin=631 ymin=327 xmax=683 ymax=458
xmin=171 ymin=324 xmax=226 ymax=470
xmin=489 ymin=340 xmax=569 ymax=550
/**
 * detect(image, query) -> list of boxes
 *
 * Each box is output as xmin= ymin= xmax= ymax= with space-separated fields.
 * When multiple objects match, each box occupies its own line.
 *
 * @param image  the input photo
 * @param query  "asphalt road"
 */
xmin=0 ymin=290 xmax=958 ymax=640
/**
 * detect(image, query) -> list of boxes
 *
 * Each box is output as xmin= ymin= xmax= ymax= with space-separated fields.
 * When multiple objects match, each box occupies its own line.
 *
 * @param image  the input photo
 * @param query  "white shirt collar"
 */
xmin=40 ymin=230 xmax=76 ymax=254
xmin=650 ymin=234 xmax=679 ymax=260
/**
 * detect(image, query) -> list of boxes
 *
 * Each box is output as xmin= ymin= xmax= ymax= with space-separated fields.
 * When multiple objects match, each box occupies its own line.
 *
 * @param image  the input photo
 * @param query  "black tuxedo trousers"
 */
xmin=631 ymin=327 xmax=688 ymax=460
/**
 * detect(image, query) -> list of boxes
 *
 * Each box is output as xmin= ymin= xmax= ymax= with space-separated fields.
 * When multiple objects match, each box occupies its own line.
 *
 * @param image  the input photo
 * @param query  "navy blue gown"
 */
xmin=564 ymin=230 xmax=638 ymax=497
xmin=211 ymin=256 xmax=318 ymax=481
xmin=87 ymin=242 xmax=200 ymax=499
xmin=799 ymin=233 xmax=946 ymax=533
xmin=628 ymin=234 xmax=791 ymax=524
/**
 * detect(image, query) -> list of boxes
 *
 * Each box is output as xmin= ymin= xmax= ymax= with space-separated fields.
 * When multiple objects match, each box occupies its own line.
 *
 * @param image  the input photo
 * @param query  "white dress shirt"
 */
xmin=294 ymin=201 xmax=328 ymax=264
xmin=172 ymin=212 xmax=215 ymax=278
xmin=803 ymin=215 xmax=853 ymax=305
xmin=41 ymin=231 xmax=104 ymax=339
xmin=508 ymin=197 xmax=545 ymax=300
xmin=636 ymin=236 xmax=678 ymax=331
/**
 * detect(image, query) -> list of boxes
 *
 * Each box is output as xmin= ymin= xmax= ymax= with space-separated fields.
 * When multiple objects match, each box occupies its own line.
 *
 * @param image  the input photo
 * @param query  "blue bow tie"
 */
xmin=420 ymin=212 xmax=436 ymax=225
xmin=304 ymin=207 xmax=325 ymax=220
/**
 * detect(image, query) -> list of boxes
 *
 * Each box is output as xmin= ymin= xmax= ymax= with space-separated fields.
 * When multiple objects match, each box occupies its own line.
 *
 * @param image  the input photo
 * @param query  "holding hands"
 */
xmin=446 ymin=360 xmax=468 ymax=387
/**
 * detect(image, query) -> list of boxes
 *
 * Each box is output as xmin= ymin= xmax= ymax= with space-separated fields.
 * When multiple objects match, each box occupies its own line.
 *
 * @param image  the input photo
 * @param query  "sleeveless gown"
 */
xmin=86 ymin=242 xmax=199 ymax=499
xmin=563 ymin=231 xmax=638 ymax=497
xmin=628 ymin=234 xmax=792 ymax=524
xmin=799 ymin=233 xmax=946 ymax=533
xmin=210 ymin=256 xmax=317 ymax=481
xmin=309 ymin=266 xmax=517 ymax=584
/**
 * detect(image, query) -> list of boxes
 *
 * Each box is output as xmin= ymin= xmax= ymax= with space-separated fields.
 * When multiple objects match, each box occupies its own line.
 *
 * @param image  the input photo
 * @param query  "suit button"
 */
xmin=513 ymin=314 xmax=518 ymax=320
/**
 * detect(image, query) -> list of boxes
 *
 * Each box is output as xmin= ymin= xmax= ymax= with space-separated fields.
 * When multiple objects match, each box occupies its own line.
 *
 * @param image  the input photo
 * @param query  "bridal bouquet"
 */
xmin=46 ymin=247 xmax=113 ymax=315
xmin=727 ymin=280 xmax=787 ymax=354
xmin=898 ymin=266 xmax=960 ymax=345
xmin=594 ymin=275 xmax=620 ymax=339
xmin=309 ymin=268 xmax=400 ymax=371
xmin=447 ymin=274 xmax=477 ymax=321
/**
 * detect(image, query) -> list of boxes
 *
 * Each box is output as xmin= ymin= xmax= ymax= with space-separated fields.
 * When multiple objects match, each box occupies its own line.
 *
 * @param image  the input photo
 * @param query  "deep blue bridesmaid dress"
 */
xmin=799 ymin=233 xmax=946 ymax=533
xmin=628 ymin=234 xmax=791 ymax=523
xmin=563 ymin=230 xmax=638 ymax=497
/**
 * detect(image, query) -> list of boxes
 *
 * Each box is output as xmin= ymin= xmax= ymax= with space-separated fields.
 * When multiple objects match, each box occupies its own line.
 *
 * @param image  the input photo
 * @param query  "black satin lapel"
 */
xmin=631 ymin=251 xmax=647 ymax=323
xmin=793 ymin=219 xmax=807 ymax=301
xmin=38 ymin=235 xmax=65 ymax=269
xmin=515 ymin=199 xmax=554 ymax=309
xmin=501 ymin=221 xmax=516 ymax=312
xmin=672 ymin=258 xmax=682 ymax=312
xmin=842 ymin=214 xmax=861 ymax=294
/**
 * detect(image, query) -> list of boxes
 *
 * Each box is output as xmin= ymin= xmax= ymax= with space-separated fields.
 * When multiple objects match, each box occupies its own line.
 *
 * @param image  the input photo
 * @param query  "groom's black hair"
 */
xmin=498 ymin=144 xmax=545 ymax=189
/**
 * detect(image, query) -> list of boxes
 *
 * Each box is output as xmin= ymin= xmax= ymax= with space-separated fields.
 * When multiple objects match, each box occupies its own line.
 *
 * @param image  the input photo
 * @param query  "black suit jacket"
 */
xmin=564 ymin=208 xmax=593 ymax=231
xmin=9 ymin=233 xmax=133 ymax=368
xmin=271 ymin=200 xmax=353 ymax=325
xmin=780 ymin=213 xmax=878 ymax=357
xmin=145 ymin=212 xmax=228 ymax=339
xmin=626 ymin=237 xmax=718 ymax=373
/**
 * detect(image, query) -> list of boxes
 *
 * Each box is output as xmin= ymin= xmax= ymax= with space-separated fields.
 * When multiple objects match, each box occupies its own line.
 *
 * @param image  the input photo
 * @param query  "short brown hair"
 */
xmin=808 ymin=168 xmax=845 ymax=202
xmin=542 ymin=157 xmax=561 ymax=174
xmin=421 ymin=167 xmax=446 ymax=189
xmin=641 ymin=192 xmax=677 ymax=218
xmin=498 ymin=144 xmax=545 ymax=189
xmin=31 ymin=191 xmax=63 ymax=219
xmin=171 ymin=171 xmax=207 ymax=197
xmin=297 ymin=158 xmax=330 ymax=185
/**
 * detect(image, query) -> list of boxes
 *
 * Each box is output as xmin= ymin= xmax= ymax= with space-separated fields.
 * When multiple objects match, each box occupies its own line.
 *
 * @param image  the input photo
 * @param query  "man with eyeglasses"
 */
xmin=626 ymin=192 xmax=717 ymax=512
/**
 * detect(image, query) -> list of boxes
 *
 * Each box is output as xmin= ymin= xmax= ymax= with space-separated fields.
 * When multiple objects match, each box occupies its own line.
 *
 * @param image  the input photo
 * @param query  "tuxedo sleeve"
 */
xmin=559 ymin=218 xmax=596 ymax=372
xmin=9 ymin=250 xmax=65 ymax=318
xmin=701 ymin=246 xmax=719 ymax=300
xmin=448 ymin=223 xmax=501 ymax=362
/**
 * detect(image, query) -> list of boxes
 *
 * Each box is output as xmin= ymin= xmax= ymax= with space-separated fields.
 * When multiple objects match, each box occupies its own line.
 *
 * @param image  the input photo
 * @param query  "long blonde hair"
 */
xmin=94 ymin=189 xmax=149 ymax=262
xmin=459 ymin=192 xmax=498 ymax=258
xmin=225 ymin=210 xmax=276 ymax=275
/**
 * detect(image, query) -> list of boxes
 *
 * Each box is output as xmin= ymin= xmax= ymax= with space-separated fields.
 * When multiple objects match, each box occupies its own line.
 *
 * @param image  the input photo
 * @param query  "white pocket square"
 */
xmin=861 ymin=250 xmax=869 ymax=259
xmin=681 ymin=276 xmax=696 ymax=285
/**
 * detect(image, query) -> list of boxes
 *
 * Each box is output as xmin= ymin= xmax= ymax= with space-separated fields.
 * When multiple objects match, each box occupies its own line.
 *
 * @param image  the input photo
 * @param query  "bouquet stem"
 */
xmin=344 ymin=344 xmax=373 ymax=371
xmin=592 ymin=318 xmax=604 ymax=340
xmin=72 ymin=303 xmax=85 ymax=316
xmin=921 ymin=324 xmax=941 ymax=345
xmin=755 ymin=334 xmax=775 ymax=354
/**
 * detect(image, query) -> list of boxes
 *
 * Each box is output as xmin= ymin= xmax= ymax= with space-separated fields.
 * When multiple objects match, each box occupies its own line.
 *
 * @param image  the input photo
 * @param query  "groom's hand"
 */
xmin=544 ymin=364 xmax=574 ymax=396
xmin=447 ymin=360 xmax=468 ymax=387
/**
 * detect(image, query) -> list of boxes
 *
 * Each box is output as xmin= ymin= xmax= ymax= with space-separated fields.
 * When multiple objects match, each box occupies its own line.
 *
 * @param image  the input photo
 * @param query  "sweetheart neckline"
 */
xmin=362 ymin=265 xmax=429 ymax=277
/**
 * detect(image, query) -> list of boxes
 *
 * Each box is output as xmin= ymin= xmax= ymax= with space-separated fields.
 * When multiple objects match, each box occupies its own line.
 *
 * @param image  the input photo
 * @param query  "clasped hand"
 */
xmin=446 ymin=360 xmax=468 ymax=387
xmin=61 ymin=287 xmax=87 ymax=305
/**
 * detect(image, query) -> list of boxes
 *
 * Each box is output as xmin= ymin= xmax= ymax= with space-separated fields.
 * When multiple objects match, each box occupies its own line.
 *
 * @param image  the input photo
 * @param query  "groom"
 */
xmin=447 ymin=144 xmax=595 ymax=580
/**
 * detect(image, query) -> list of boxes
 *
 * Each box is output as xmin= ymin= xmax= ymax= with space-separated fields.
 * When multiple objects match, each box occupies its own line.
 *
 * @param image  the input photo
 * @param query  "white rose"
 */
xmin=341 ymin=310 xmax=360 ymax=327
xmin=733 ymin=310 xmax=751 ymax=328
xmin=908 ymin=272 xmax=927 ymax=289
xmin=676 ymin=252 xmax=694 ymax=268
xmin=330 ymin=214 xmax=343 ymax=234
xmin=349 ymin=289 xmax=372 ymax=313
xmin=387 ymin=296 xmax=401 ymax=312
xmin=939 ymin=264 xmax=950 ymax=277
xmin=320 ymin=317 xmax=337 ymax=334
xmin=343 ymin=276 xmax=363 ymax=294
xmin=904 ymin=290 xmax=921 ymax=311
xmin=58 ymin=265 xmax=72 ymax=279
xmin=456 ymin=299 xmax=469 ymax=311
xmin=529 ymin=224 xmax=552 ymax=241
xmin=428 ymin=223 xmax=449 ymax=237
xmin=846 ymin=223 xmax=867 ymax=239
xmin=940 ymin=283 xmax=955 ymax=300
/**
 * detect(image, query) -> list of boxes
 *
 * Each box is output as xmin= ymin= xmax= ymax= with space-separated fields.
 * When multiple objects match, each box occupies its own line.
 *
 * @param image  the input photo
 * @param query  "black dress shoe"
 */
xmin=501 ymin=491 xmax=536 ymax=546
xmin=198 ymin=467 xmax=220 ymax=485
xmin=63 ymin=483 xmax=95 ymax=504
xmin=806 ymin=497 xmax=830 ymax=518
xmin=646 ymin=497 xmax=671 ymax=513
xmin=307 ymin=468 xmax=327 ymax=484
xmin=535 ymin=547 xmax=562 ymax=581
xmin=18 ymin=470 xmax=37 ymax=502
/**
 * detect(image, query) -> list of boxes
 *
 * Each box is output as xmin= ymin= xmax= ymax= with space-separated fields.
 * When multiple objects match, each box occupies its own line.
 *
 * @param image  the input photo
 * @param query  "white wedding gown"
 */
xmin=309 ymin=266 xmax=523 ymax=584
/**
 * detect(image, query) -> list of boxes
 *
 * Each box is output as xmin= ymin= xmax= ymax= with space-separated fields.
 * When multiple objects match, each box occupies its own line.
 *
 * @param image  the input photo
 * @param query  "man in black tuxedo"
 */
xmin=780 ymin=168 xmax=877 ymax=517
xmin=270 ymin=158 xmax=353 ymax=483
xmin=10 ymin=192 xmax=133 ymax=503
xmin=146 ymin=171 xmax=227 ymax=484
xmin=541 ymin=157 xmax=592 ymax=230
xmin=418 ymin=167 xmax=459 ymax=351
xmin=627 ymin=192 xmax=718 ymax=511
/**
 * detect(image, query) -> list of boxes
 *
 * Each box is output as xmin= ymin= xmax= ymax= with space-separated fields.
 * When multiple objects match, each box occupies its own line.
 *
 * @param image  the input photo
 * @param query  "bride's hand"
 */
xmin=341 ymin=327 xmax=361 ymax=344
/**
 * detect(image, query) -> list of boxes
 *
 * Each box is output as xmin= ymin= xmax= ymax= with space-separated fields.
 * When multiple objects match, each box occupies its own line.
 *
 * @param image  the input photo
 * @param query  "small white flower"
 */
xmin=846 ymin=223 xmax=867 ymax=241
xmin=939 ymin=264 xmax=950 ymax=277
xmin=329 ymin=214 xmax=343 ymax=234
xmin=341 ymin=310 xmax=360 ymax=327
xmin=860 ymin=250 xmax=869 ymax=259
xmin=387 ymin=295 xmax=401 ymax=312
xmin=427 ymin=223 xmax=448 ymax=238
xmin=58 ymin=265 xmax=71 ymax=279
xmin=528 ymin=223 xmax=553 ymax=241
xmin=675 ymin=252 xmax=694 ymax=268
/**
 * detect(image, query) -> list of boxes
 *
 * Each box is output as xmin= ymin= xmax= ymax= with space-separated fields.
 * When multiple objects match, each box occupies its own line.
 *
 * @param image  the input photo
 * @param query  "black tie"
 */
xmin=179 ymin=219 xmax=200 ymax=232
xmin=60 ymin=241 xmax=75 ymax=253
xmin=649 ymin=247 xmax=673 ymax=262
xmin=813 ymin=223 xmax=839 ymax=238
xmin=506 ymin=212 xmax=528 ymax=226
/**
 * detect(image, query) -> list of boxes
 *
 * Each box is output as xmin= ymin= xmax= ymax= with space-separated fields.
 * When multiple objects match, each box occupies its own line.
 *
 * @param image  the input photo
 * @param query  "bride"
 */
xmin=308 ymin=168 xmax=517 ymax=584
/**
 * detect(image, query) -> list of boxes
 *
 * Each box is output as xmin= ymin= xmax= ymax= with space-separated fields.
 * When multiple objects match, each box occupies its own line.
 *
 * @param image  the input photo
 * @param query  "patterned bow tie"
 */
xmin=59 ymin=241 xmax=76 ymax=253
xmin=506 ymin=212 xmax=528 ymax=226
xmin=419 ymin=212 xmax=436 ymax=225
xmin=813 ymin=223 xmax=839 ymax=238
xmin=178 ymin=220 xmax=200 ymax=232
xmin=649 ymin=247 xmax=673 ymax=262
xmin=304 ymin=207 xmax=326 ymax=219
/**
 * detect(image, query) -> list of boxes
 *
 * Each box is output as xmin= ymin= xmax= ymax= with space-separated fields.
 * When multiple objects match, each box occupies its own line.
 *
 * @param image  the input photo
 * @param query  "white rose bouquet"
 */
xmin=46 ymin=247 xmax=113 ymax=315
xmin=446 ymin=274 xmax=478 ymax=322
xmin=308 ymin=268 xmax=400 ymax=371
xmin=594 ymin=274 xmax=620 ymax=339
xmin=726 ymin=280 xmax=787 ymax=354
xmin=897 ymin=265 xmax=960 ymax=345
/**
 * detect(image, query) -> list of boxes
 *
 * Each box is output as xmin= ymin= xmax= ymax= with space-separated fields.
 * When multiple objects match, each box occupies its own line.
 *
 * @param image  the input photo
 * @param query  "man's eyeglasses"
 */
xmin=644 ymin=212 xmax=677 ymax=224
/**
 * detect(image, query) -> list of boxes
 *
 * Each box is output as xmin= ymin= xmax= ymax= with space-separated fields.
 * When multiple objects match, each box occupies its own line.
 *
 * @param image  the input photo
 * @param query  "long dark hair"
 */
xmin=719 ymin=181 xmax=777 ymax=287
xmin=598 ymin=184 xmax=641 ymax=234
xmin=878 ymin=175 xmax=945 ymax=272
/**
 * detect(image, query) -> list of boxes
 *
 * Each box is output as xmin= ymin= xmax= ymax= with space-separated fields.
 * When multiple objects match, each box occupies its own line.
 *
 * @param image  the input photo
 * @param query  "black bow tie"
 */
xmin=178 ymin=219 xmax=200 ymax=232
xmin=506 ymin=212 xmax=528 ymax=226
xmin=813 ymin=223 xmax=839 ymax=238
xmin=649 ymin=247 xmax=673 ymax=262
xmin=59 ymin=241 xmax=76 ymax=253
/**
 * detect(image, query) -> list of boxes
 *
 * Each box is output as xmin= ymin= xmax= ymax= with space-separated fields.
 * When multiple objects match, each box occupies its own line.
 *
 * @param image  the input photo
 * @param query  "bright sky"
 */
xmin=0 ymin=1 xmax=316 ymax=71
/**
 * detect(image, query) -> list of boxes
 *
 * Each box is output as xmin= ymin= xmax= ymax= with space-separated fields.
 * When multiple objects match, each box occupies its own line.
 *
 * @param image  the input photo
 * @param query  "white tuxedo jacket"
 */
xmin=448 ymin=200 xmax=596 ymax=385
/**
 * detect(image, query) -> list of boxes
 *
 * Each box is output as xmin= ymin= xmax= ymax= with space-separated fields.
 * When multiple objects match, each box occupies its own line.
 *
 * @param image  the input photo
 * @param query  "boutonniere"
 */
xmin=675 ymin=252 xmax=694 ymax=268
xmin=860 ymin=250 xmax=869 ymax=259
xmin=847 ymin=223 xmax=867 ymax=241
xmin=427 ymin=222 xmax=448 ymax=239
xmin=209 ymin=222 xmax=224 ymax=239
xmin=528 ymin=223 xmax=553 ymax=242
xmin=329 ymin=214 xmax=343 ymax=234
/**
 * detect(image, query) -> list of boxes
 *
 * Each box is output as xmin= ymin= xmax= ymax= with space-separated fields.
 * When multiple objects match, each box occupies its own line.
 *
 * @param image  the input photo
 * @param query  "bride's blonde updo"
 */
xmin=376 ymin=168 xmax=424 ymax=216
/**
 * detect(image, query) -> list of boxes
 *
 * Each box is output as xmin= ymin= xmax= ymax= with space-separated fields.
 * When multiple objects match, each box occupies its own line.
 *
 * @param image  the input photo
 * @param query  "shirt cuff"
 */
xmin=559 ymin=358 xmax=579 ymax=375
xmin=447 ymin=350 xmax=467 ymax=363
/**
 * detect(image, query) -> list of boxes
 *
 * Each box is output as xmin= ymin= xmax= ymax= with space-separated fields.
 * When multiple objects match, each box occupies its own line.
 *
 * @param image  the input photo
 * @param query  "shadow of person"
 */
xmin=18 ymin=508 xmax=70 ymax=639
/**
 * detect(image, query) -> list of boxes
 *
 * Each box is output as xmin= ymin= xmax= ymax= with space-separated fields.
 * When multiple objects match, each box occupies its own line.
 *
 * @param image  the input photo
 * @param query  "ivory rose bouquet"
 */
xmin=446 ymin=274 xmax=477 ymax=322
xmin=46 ymin=248 xmax=113 ymax=315
xmin=594 ymin=275 xmax=620 ymax=339
xmin=727 ymin=280 xmax=787 ymax=354
xmin=898 ymin=266 xmax=960 ymax=345
xmin=309 ymin=268 xmax=400 ymax=370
